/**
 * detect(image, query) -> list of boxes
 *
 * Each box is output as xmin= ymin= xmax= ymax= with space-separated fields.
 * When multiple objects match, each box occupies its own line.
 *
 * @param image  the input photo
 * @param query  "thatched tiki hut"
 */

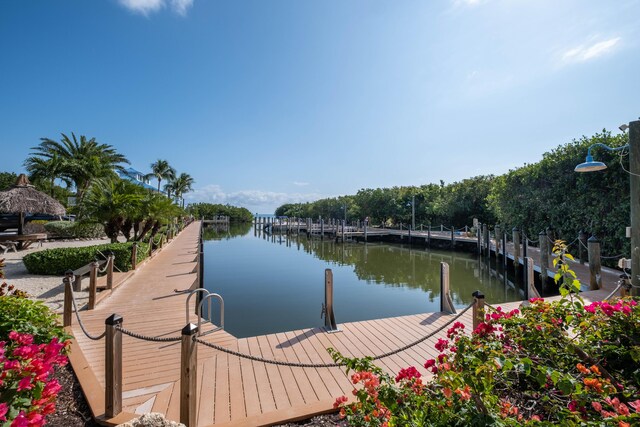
xmin=0 ymin=174 xmax=66 ymax=234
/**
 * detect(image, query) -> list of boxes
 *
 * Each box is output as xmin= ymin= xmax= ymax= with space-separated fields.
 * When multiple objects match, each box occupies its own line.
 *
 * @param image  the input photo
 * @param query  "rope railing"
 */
xmin=66 ymin=281 xmax=106 ymax=341
xmin=116 ymin=326 xmax=181 ymax=343
xmin=96 ymin=249 xmax=123 ymax=273
xmin=193 ymin=301 xmax=476 ymax=367
xmin=600 ymin=253 xmax=626 ymax=260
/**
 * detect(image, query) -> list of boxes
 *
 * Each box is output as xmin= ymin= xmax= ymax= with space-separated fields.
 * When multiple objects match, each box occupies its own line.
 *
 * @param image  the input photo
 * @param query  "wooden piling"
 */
xmin=483 ymin=224 xmax=489 ymax=256
xmin=63 ymin=270 xmax=74 ymax=327
xmin=512 ymin=228 xmax=521 ymax=270
xmin=88 ymin=260 xmax=99 ymax=310
xmin=579 ymin=230 xmax=588 ymax=264
xmin=539 ymin=231 xmax=549 ymax=286
xmin=131 ymin=242 xmax=138 ymax=271
xmin=180 ymin=323 xmax=198 ymax=427
xmin=472 ymin=291 xmax=485 ymax=330
xmin=495 ymin=225 xmax=501 ymax=256
xmin=588 ymin=236 xmax=602 ymax=290
xmin=440 ymin=262 xmax=456 ymax=314
xmin=105 ymin=314 xmax=123 ymax=419
xmin=546 ymin=227 xmax=555 ymax=256
xmin=525 ymin=257 xmax=540 ymax=299
xmin=107 ymin=254 xmax=116 ymax=289
xmin=450 ymin=226 xmax=455 ymax=249
xmin=502 ymin=232 xmax=507 ymax=269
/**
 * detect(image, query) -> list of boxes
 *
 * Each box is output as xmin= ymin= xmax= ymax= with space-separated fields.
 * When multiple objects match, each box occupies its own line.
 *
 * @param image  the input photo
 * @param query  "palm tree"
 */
xmin=24 ymin=153 xmax=71 ymax=197
xmin=81 ymin=178 xmax=143 ymax=243
xmin=168 ymin=173 xmax=194 ymax=208
xmin=27 ymin=133 xmax=129 ymax=205
xmin=145 ymin=160 xmax=176 ymax=194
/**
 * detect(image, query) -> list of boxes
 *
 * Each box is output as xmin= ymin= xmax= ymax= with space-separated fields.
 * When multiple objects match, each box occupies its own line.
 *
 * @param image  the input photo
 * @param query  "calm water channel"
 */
xmin=203 ymin=224 xmax=524 ymax=338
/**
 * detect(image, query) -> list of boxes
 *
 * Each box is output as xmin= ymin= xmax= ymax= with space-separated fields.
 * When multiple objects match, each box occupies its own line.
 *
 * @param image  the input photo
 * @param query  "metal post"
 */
xmin=322 ymin=269 xmax=338 ymax=331
xmin=440 ymin=262 xmax=456 ymax=314
xmin=180 ymin=323 xmax=198 ymax=427
xmin=472 ymin=291 xmax=485 ymax=331
xmin=63 ymin=270 xmax=74 ymax=327
xmin=105 ymin=314 xmax=123 ymax=419
xmin=588 ymin=236 xmax=602 ymax=290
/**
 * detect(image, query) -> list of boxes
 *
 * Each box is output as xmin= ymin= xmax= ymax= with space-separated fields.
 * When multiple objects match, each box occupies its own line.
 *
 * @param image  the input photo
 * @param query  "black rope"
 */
xmin=116 ymin=326 xmax=181 ymax=343
xmin=194 ymin=301 xmax=475 ymax=367
xmin=67 ymin=282 xmax=106 ymax=341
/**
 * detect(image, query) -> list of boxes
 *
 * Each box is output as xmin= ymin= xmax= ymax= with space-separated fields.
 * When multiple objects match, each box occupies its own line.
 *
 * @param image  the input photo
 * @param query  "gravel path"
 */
xmin=1 ymin=237 xmax=114 ymax=312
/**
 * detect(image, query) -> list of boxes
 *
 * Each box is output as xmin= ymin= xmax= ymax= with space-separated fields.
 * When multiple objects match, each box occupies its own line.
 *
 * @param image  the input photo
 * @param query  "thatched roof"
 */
xmin=0 ymin=174 xmax=66 ymax=215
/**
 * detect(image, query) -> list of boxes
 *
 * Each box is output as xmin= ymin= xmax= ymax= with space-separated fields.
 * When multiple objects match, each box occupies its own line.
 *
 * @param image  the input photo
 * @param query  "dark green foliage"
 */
xmin=0 ymin=171 xmax=18 ymax=190
xmin=0 ymin=297 xmax=68 ymax=343
xmin=276 ymin=130 xmax=630 ymax=262
xmin=187 ymin=203 xmax=253 ymax=222
xmin=44 ymin=221 xmax=106 ymax=239
xmin=22 ymin=242 xmax=149 ymax=275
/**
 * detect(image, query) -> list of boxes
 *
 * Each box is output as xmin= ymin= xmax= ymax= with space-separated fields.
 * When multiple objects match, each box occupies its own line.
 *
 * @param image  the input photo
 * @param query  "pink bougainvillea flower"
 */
xmin=629 ymin=399 xmax=640 ymax=413
xmin=424 ymin=359 xmax=435 ymax=369
xmin=0 ymin=402 xmax=8 ymax=421
xmin=435 ymin=338 xmax=449 ymax=352
xmin=333 ymin=395 xmax=348 ymax=408
xmin=395 ymin=366 xmax=421 ymax=383
xmin=10 ymin=411 xmax=28 ymax=427
xmin=17 ymin=376 xmax=34 ymax=392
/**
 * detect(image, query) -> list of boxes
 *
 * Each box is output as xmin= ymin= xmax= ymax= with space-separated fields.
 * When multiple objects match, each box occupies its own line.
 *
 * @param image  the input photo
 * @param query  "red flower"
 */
xmin=435 ymin=338 xmax=449 ymax=352
xmin=424 ymin=359 xmax=436 ymax=369
xmin=395 ymin=366 xmax=421 ymax=383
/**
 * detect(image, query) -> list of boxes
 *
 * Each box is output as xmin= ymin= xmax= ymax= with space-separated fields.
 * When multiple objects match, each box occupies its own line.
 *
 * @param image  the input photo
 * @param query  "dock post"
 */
xmin=63 ymin=270 xmax=74 ymax=327
xmin=131 ymin=242 xmax=138 ymax=271
xmin=364 ymin=222 xmax=368 ymax=242
xmin=440 ymin=262 xmax=456 ymax=314
xmin=107 ymin=253 xmax=116 ymax=289
xmin=427 ymin=225 xmax=431 ymax=246
xmin=88 ymin=260 xmax=99 ymax=310
xmin=495 ymin=225 xmax=501 ymax=256
xmin=322 ymin=269 xmax=338 ymax=331
xmin=472 ymin=291 xmax=485 ymax=330
xmin=320 ymin=218 xmax=325 ymax=239
xmin=477 ymin=223 xmax=481 ymax=254
xmin=512 ymin=227 xmax=521 ymax=271
xmin=483 ymin=224 xmax=489 ymax=256
xmin=539 ymin=231 xmax=549 ymax=287
xmin=588 ymin=236 xmax=602 ymax=290
xmin=546 ymin=227 xmax=555 ymax=256
xmin=579 ymin=230 xmax=588 ymax=264
xmin=450 ymin=226 xmax=455 ymax=249
xmin=180 ymin=323 xmax=198 ymax=427
xmin=524 ymin=257 xmax=540 ymax=299
xmin=502 ymin=232 xmax=507 ymax=269
xmin=522 ymin=232 xmax=528 ymax=260
xmin=342 ymin=219 xmax=346 ymax=242
xmin=105 ymin=314 xmax=123 ymax=419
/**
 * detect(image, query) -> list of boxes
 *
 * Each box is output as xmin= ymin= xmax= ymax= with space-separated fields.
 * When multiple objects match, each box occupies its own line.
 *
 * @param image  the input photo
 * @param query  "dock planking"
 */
xmin=68 ymin=221 xmax=619 ymax=427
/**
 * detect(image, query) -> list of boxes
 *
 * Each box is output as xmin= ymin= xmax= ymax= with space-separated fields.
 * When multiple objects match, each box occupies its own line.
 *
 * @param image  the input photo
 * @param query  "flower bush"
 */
xmin=331 ymin=242 xmax=640 ymax=426
xmin=0 ymin=331 xmax=69 ymax=426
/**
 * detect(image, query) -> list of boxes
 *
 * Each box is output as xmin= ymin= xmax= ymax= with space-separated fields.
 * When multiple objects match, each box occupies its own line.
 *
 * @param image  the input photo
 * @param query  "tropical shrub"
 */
xmin=22 ymin=242 xmax=148 ymax=275
xmin=331 ymin=244 xmax=640 ymax=426
xmin=44 ymin=221 xmax=105 ymax=239
xmin=0 ymin=297 xmax=67 ymax=345
xmin=0 ymin=331 xmax=69 ymax=426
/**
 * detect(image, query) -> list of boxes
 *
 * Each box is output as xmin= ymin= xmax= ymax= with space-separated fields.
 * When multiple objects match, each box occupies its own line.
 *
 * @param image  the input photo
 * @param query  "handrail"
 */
xmin=197 ymin=293 xmax=224 ymax=336
xmin=185 ymin=288 xmax=210 ymax=324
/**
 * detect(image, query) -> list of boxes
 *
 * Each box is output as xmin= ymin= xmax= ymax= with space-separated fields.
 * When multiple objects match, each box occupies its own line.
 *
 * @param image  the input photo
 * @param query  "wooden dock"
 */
xmin=68 ymin=221 xmax=623 ymax=427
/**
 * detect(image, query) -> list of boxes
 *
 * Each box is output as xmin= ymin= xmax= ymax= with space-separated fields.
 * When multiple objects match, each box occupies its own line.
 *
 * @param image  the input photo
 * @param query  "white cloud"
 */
xmin=293 ymin=181 xmax=309 ymax=187
xmin=453 ymin=0 xmax=484 ymax=7
xmin=184 ymin=184 xmax=323 ymax=212
xmin=118 ymin=0 xmax=193 ymax=15
xmin=562 ymin=37 xmax=621 ymax=63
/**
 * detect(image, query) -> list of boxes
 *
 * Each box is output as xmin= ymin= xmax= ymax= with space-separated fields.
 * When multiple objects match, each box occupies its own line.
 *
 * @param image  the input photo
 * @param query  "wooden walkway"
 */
xmin=68 ymin=222 xmax=620 ymax=427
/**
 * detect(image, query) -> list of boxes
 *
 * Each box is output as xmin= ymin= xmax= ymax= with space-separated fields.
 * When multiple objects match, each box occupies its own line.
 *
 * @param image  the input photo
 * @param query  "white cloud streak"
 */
xmin=185 ymin=184 xmax=323 ymax=212
xmin=562 ymin=37 xmax=621 ymax=63
xmin=118 ymin=0 xmax=193 ymax=15
xmin=293 ymin=181 xmax=309 ymax=187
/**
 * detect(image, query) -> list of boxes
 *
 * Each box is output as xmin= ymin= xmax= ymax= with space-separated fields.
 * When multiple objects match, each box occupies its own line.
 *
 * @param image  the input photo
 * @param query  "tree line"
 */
xmin=186 ymin=203 xmax=254 ymax=223
xmin=276 ymin=130 xmax=630 ymax=257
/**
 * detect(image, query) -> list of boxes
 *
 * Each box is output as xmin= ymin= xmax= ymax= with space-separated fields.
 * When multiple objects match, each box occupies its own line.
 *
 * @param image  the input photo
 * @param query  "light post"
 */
xmin=574 ymin=119 xmax=640 ymax=296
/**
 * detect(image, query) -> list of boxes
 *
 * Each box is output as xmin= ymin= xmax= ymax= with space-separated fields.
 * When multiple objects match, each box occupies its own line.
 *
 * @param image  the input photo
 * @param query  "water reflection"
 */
xmin=203 ymin=227 xmax=524 ymax=338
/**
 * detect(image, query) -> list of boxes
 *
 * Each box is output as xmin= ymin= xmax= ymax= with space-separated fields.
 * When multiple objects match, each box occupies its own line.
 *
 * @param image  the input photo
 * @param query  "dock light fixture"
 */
xmin=575 ymin=119 xmax=640 ymax=297
xmin=574 ymin=143 xmax=628 ymax=172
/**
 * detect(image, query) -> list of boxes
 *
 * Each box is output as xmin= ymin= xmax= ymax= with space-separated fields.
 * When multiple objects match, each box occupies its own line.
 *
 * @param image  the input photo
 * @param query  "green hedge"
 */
xmin=44 ymin=221 xmax=106 ymax=239
xmin=23 ymin=242 xmax=149 ymax=276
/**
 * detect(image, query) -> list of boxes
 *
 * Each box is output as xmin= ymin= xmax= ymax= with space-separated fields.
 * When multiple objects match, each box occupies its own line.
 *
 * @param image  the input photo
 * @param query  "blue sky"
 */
xmin=1 ymin=0 xmax=639 ymax=213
